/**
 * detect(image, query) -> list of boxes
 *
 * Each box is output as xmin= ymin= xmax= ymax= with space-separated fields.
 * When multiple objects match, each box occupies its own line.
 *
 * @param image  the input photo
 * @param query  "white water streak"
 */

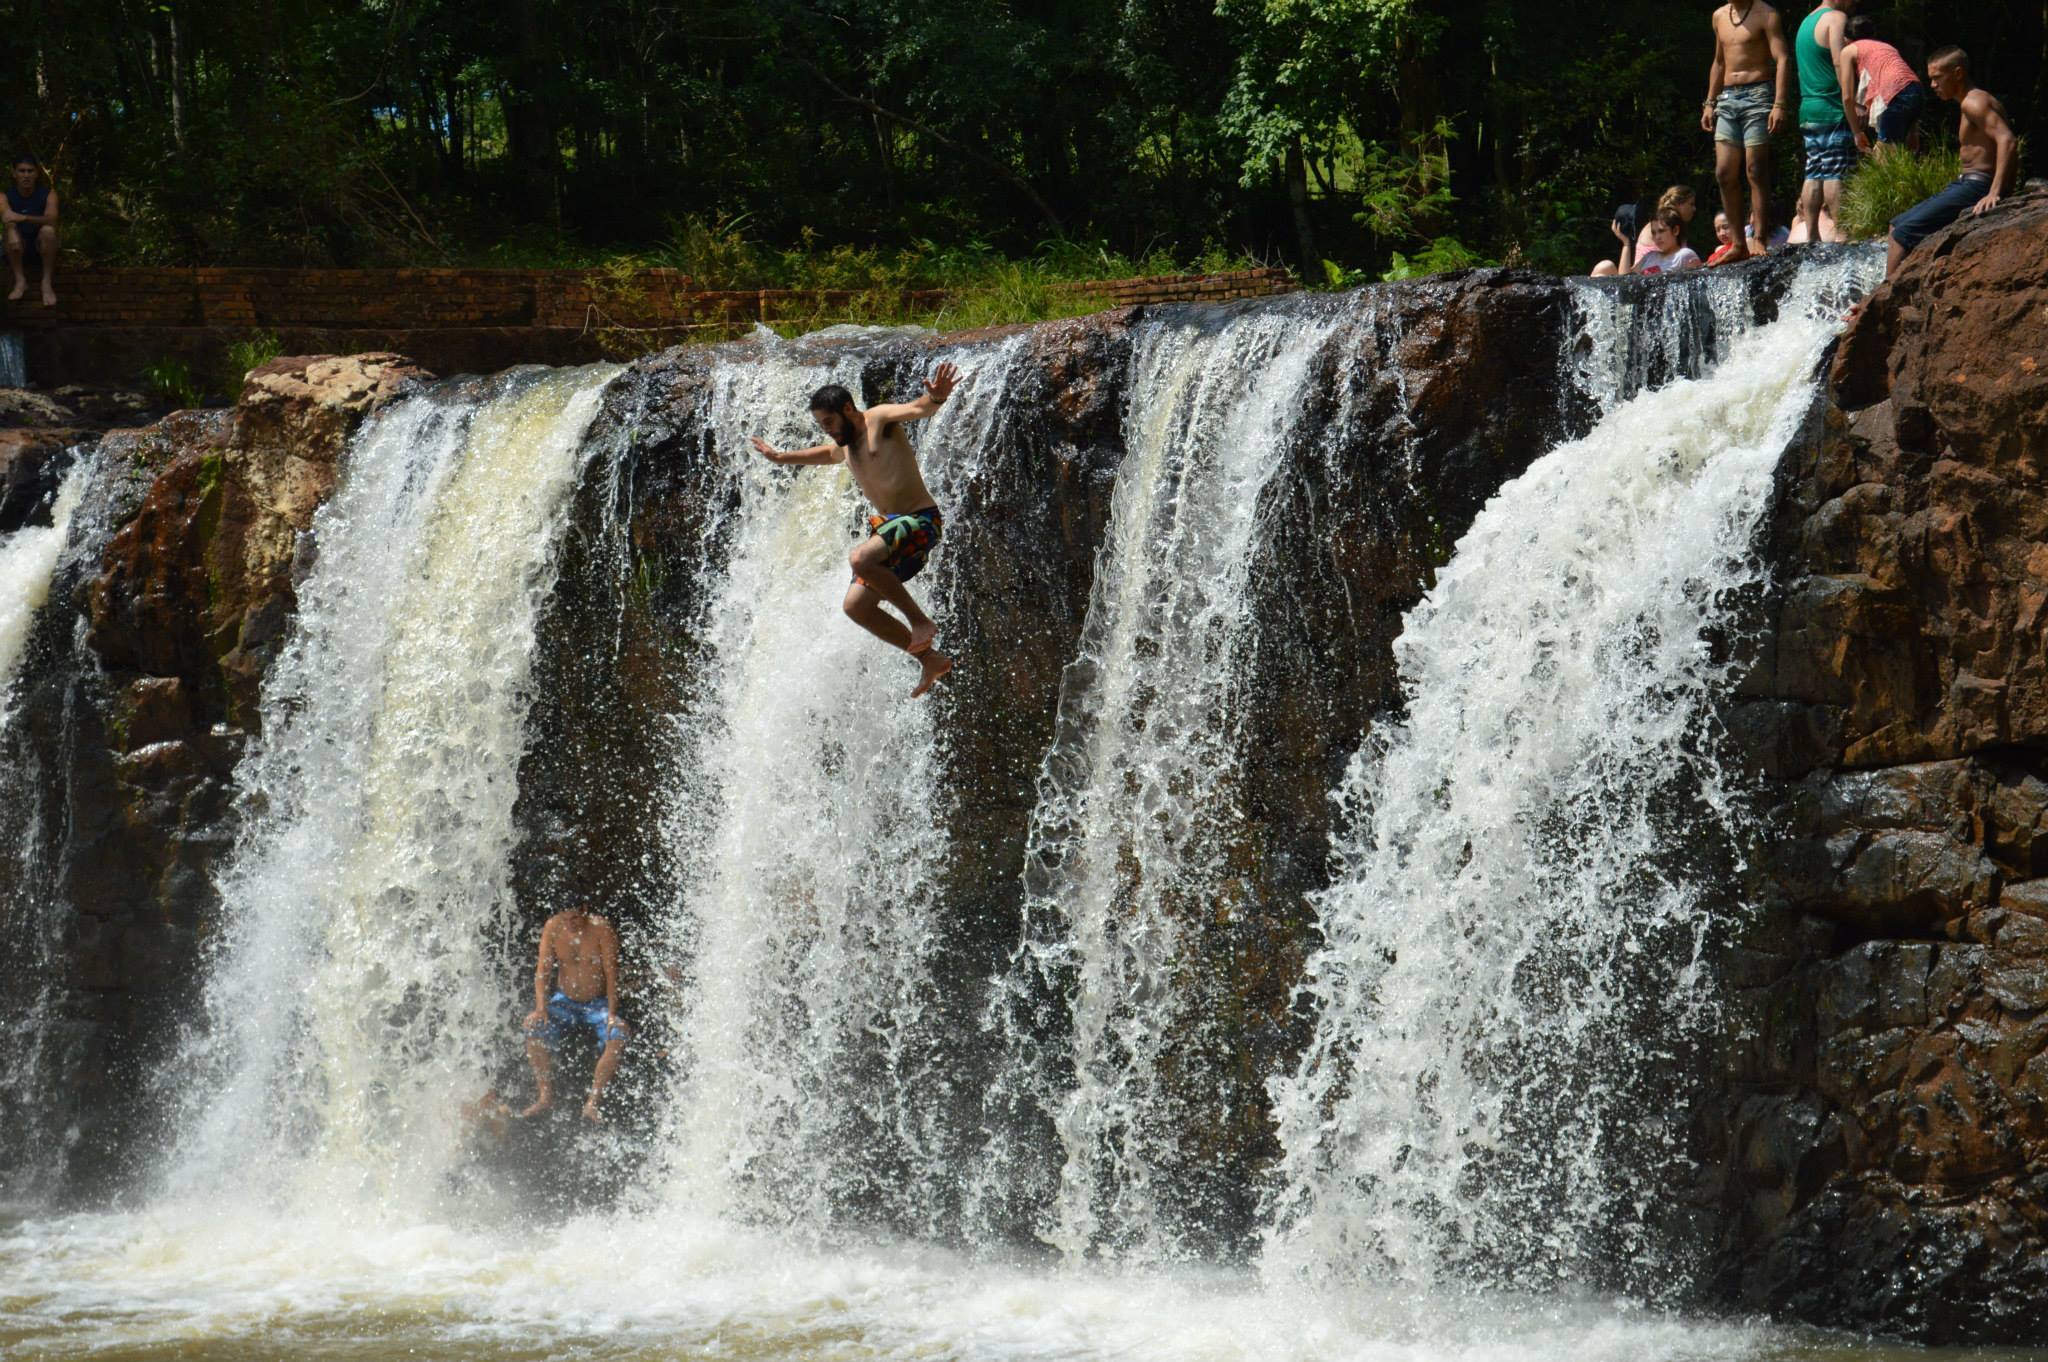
xmin=1265 ymin=257 xmax=1880 ymax=1291
xmin=0 ymin=457 xmax=91 ymax=727
xmin=999 ymin=305 xmax=1344 ymax=1262
xmin=169 ymin=365 xmax=618 ymax=1209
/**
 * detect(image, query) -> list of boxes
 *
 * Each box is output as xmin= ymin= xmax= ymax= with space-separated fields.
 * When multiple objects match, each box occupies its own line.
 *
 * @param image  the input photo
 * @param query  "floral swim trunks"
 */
xmin=1714 ymin=80 xmax=1774 ymax=147
xmin=855 ymin=505 xmax=944 ymax=585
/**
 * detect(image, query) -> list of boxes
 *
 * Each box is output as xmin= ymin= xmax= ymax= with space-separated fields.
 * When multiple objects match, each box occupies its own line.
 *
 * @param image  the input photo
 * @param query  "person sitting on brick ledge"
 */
xmin=4 ymin=155 xmax=59 ymax=306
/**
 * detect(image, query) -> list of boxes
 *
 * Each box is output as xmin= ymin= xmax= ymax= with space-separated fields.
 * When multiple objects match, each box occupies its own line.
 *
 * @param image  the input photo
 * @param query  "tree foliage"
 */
xmin=1 ymin=0 xmax=2038 ymax=274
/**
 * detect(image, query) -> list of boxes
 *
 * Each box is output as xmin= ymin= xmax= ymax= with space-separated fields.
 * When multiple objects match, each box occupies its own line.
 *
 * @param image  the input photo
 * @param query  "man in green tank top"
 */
xmin=1794 ymin=0 xmax=1862 ymax=243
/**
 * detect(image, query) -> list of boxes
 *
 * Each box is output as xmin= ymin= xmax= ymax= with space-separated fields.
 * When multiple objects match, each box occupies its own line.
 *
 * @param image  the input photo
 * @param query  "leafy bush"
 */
xmin=145 ymin=358 xmax=200 ymax=410
xmin=1839 ymin=147 xmax=1963 ymax=240
xmin=221 ymin=332 xmax=284 ymax=392
xmin=1381 ymin=236 xmax=1496 ymax=281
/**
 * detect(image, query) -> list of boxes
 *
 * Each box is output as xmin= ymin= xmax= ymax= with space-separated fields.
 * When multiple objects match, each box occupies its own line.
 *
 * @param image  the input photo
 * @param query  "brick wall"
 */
xmin=1 ymin=264 xmax=1295 ymax=386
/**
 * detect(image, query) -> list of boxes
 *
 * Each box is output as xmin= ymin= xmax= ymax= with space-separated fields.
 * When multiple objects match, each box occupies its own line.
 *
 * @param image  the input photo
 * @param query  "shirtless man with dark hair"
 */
xmin=522 ymin=904 xmax=629 ymax=1123
xmin=750 ymin=362 xmax=961 ymax=698
xmin=1701 ymin=0 xmax=1793 ymax=263
xmin=1884 ymin=48 xmax=2017 ymax=276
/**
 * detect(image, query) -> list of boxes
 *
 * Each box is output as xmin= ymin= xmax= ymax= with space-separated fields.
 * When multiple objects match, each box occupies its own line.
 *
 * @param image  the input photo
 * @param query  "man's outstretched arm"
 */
xmin=865 ymin=362 xmax=960 ymax=425
xmin=751 ymin=436 xmax=845 ymax=466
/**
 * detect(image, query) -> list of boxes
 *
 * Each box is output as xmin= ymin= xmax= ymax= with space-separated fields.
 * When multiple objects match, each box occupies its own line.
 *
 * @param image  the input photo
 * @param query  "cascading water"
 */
xmin=0 ymin=454 xmax=99 ymax=1202
xmin=994 ymin=300 xmax=1350 ymax=1262
xmin=1264 ymin=254 xmax=1882 ymax=1294
xmin=0 ymin=331 xmax=27 ymax=389
xmin=4 ymin=259 xmax=1949 ymax=1362
xmin=167 ymin=364 xmax=620 ymax=1207
xmin=657 ymin=330 xmax=1029 ymax=1237
xmin=0 ymin=456 xmax=91 ymax=725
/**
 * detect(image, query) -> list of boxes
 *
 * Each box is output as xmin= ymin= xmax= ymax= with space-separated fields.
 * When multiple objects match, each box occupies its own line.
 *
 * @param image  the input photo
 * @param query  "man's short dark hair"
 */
xmin=12 ymin=155 xmax=37 ymax=170
xmin=808 ymin=382 xmax=855 ymax=414
xmin=1846 ymin=15 xmax=1878 ymax=41
xmin=1929 ymin=45 xmax=1969 ymax=71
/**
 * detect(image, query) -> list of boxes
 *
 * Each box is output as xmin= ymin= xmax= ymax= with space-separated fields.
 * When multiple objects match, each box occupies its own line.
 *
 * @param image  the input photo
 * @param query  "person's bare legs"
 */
xmin=849 ymin=537 xmax=937 ymax=651
xmin=1715 ymin=142 xmax=1752 ymax=263
xmin=1821 ymin=179 xmax=1847 ymax=242
xmin=521 ymin=1036 xmax=554 ymax=1117
xmin=1745 ymin=144 xmax=1772 ymax=250
xmin=36 ymin=226 xmax=56 ymax=305
xmin=583 ymin=1027 xmax=630 ymax=1123
xmin=5 ymin=229 xmax=23 ymax=301
xmin=1885 ymin=232 xmax=1906 ymax=278
xmin=1799 ymin=177 xmax=1822 ymax=245
xmin=843 ymin=580 xmax=954 ymax=697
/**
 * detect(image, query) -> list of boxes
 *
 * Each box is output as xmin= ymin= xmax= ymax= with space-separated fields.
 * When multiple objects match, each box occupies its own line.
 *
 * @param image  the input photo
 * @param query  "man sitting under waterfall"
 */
xmin=521 ymin=904 xmax=630 ymax=1123
xmin=750 ymin=363 xmax=961 ymax=697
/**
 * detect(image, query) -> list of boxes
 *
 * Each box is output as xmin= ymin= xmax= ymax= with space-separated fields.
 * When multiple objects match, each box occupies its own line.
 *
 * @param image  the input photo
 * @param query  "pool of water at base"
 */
xmin=2 ymin=1209 xmax=2037 ymax=1362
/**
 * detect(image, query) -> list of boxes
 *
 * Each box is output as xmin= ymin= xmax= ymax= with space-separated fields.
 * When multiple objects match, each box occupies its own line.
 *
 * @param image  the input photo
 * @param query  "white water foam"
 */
xmin=1 ymin=1203 xmax=1804 ymax=1362
xmin=0 ymin=456 xmax=91 ymax=727
xmin=167 ymin=364 xmax=619 ymax=1209
xmin=1264 ymin=256 xmax=1881 ymax=1293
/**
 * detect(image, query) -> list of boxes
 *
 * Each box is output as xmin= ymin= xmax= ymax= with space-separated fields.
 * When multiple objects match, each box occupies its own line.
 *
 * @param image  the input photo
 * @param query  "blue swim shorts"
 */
xmin=1802 ymin=122 xmax=1858 ymax=182
xmin=526 ymin=992 xmax=628 ymax=1050
xmin=1714 ymin=81 xmax=1774 ymax=148
xmin=1890 ymin=174 xmax=1992 ymax=255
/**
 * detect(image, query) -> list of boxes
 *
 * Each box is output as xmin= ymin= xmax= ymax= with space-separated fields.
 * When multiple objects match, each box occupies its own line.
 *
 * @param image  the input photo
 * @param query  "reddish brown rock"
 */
xmin=1720 ymin=189 xmax=2048 ymax=1341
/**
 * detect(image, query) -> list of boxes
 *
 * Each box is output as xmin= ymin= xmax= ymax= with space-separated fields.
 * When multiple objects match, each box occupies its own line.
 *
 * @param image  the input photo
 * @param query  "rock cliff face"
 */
xmin=1717 ymin=190 xmax=2048 ymax=1342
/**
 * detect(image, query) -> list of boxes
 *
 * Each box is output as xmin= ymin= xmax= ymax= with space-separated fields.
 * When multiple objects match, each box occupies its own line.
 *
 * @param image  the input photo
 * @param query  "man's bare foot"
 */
xmin=518 ymin=1097 xmax=553 ymax=1118
xmin=581 ymin=1097 xmax=605 ymax=1124
xmin=7 ymin=280 xmax=23 ymax=302
xmin=911 ymin=649 xmax=954 ymax=698
xmin=907 ymin=618 xmax=938 ymax=654
xmin=39 ymin=282 xmax=54 ymax=307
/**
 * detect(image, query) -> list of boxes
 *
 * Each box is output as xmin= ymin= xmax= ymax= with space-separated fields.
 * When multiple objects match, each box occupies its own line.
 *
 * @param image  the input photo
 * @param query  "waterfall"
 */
xmin=167 ymin=363 xmax=620 ymax=1207
xmin=0 ymin=457 xmax=91 ymax=726
xmin=993 ymin=300 xmax=1351 ymax=1261
xmin=1263 ymin=255 xmax=1880 ymax=1294
xmin=656 ymin=330 xmax=1029 ymax=1236
xmin=0 ymin=454 xmax=97 ymax=1203
xmin=0 ymin=331 xmax=26 ymax=388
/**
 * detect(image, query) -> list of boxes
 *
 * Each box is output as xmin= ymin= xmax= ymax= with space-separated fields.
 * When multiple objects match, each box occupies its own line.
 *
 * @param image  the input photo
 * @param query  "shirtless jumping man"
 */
xmin=521 ymin=904 xmax=629 ymax=1123
xmin=1884 ymin=48 xmax=2017 ymax=277
xmin=1702 ymin=0 xmax=1792 ymax=262
xmin=750 ymin=364 xmax=961 ymax=698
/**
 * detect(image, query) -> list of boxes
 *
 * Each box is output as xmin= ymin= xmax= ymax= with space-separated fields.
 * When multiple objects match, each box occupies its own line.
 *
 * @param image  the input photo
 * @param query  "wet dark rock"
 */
xmin=1713 ymin=188 xmax=2048 ymax=1341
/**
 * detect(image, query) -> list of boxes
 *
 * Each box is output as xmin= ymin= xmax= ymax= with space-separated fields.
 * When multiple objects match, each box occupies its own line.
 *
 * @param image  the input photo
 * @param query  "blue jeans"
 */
xmin=1890 ymin=174 xmax=1992 ymax=254
xmin=1874 ymin=82 xmax=1925 ymax=144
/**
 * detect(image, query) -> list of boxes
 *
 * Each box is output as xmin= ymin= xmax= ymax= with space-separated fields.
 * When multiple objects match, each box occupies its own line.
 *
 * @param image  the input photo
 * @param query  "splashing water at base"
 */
xmin=1263 ymin=256 xmax=1881 ymax=1296
xmin=167 ymin=365 xmax=619 ymax=1211
xmin=5 ymin=1203 xmax=1933 ymax=1362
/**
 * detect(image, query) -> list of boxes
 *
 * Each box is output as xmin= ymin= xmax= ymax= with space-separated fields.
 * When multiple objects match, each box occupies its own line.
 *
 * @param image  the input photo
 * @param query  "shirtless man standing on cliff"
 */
xmin=1701 ymin=0 xmax=1793 ymax=263
xmin=750 ymin=363 xmax=960 ymax=697
xmin=522 ymin=904 xmax=629 ymax=1123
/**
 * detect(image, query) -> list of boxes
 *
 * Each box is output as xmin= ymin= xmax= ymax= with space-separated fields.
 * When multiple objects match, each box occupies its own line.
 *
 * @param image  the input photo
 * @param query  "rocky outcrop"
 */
xmin=1715 ymin=189 xmax=2048 ymax=1342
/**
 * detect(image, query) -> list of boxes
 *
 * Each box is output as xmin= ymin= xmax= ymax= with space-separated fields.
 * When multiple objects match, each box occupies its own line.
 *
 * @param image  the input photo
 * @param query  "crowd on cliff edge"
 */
xmin=1592 ymin=0 xmax=2017 ymax=280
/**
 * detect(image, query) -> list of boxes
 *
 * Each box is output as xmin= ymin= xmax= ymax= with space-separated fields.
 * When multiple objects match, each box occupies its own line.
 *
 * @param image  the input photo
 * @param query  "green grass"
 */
xmin=1838 ymin=146 xmax=1963 ymax=239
